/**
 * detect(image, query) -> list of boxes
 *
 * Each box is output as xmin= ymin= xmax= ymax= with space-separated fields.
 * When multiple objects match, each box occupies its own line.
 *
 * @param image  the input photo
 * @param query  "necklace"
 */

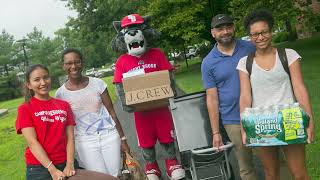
xmin=66 ymin=77 xmax=88 ymax=90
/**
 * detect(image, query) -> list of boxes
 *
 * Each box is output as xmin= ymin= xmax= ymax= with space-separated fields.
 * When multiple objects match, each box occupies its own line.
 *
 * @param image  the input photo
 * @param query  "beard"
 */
xmin=215 ymin=33 xmax=235 ymax=46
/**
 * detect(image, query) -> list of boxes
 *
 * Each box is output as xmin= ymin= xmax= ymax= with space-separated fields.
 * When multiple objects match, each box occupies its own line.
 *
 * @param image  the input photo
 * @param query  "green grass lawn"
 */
xmin=174 ymin=36 xmax=320 ymax=178
xmin=0 ymin=37 xmax=319 ymax=179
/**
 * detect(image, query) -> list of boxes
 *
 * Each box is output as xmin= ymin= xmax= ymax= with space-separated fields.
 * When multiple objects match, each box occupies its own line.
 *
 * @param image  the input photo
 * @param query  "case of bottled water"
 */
xmin=241 ymin=103 xmax=309 ymax=147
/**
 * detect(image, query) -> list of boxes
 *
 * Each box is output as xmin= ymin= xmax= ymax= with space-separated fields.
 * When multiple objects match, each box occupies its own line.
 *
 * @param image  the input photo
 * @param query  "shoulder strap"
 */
xmin=246 ymin=49 xmax=290 ymax=78
xmin=246 ymin=52 xmax=255 ymax=77
xmin=277 ymin=48 xmax=290 ymax=78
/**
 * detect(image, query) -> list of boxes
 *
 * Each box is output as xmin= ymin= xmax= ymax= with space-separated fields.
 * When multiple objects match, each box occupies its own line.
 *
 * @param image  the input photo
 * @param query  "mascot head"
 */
xmin=121 ymin=14 xmax=146 ymax=56
xmin=111 ymin=14 xmax=161 ymax=57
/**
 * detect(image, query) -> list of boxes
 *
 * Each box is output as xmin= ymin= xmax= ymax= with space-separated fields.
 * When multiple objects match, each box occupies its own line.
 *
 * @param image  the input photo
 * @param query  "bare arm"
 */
xmin=21 ymin=127 xmax=66 ymax=179
xmin=239 ymin=70 xmax=252 ymax=144
xmin=206 ymin=88 xmax=223 ymax=148
xmin=239 ymin=71 xmax=252 ymax=114
xmin=101 ymin=88 xmax=130 ymax=152
xmin=63 ymin=125 xmax=76 ymax=177
xmin=289 ymin=60 xmax=315 ymax=143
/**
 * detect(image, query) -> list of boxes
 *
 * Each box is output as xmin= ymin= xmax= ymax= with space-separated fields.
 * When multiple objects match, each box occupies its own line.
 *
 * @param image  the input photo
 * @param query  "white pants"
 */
xmin=75 ymin=128 xmax=121 ymax=177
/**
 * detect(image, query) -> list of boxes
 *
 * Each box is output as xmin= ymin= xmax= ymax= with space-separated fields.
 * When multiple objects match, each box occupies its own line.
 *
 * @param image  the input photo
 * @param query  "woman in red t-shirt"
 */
xmin=16 ymin=64 xmax=77 ymax=180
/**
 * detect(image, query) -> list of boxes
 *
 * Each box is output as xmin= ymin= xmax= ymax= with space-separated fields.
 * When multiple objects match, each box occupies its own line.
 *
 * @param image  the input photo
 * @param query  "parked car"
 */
xmin=85 ymin=68 xmax=97 ymax=77
xmin=186 ymin=46 xmax=198 ymax=59
xmin=94 ymin=68 xmax=113 ymax=78
xmin=110 ymin=63 xmax=116 ymax=71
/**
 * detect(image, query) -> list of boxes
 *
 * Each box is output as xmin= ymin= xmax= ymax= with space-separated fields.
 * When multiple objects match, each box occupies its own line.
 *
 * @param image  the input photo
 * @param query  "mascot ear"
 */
xmin=113 ymin=21 xmax=122 ymax=33
xmin=111 ymin=34 xmax=127 ymax=53
xmin=142 ymin=16 xmax=152 ymax=25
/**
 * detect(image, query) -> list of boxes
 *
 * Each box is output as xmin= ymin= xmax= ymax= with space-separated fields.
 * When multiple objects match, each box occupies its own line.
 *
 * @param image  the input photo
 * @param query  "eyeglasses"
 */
xmin=63 ymin=60 xmax=82 ymax=67
xmin=249 ymin=30 xmax=271 ymax=39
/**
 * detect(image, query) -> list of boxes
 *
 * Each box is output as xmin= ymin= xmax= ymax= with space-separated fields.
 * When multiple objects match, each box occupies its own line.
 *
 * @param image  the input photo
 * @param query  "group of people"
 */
xmin=15 ymin=9 xmax=314 ymax=180
xmin=202 ymin=9 xmax=314 ymax=180
xmin=16 ymin=49 xmax=127 ymax=180
xmin=16 ymin=13 xmax=186 ymax=180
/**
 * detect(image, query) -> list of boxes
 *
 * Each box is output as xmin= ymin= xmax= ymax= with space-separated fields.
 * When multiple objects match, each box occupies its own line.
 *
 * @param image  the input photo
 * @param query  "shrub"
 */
xmin=288 ymin=29 xmax=298 ymax=41
xmin=0 ymin=74 xmax=22 ymax=101
xmin=197 ymin=42 xmax=213 ymax=59
xmin=273 ymin=31 xmax=289 ymax=43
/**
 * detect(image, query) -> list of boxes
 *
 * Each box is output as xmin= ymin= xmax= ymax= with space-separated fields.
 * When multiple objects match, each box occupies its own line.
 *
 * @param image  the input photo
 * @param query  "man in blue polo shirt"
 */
xmin=201 ymin=14 xmax=257 ymax=180
xmin=201 ymin=14 xmax=292 ymax=180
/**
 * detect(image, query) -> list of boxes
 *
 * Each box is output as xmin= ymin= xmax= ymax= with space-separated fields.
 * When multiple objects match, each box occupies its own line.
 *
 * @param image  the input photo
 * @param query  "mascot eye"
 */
xmin=121 ymin=28 xmax=128 ymax=34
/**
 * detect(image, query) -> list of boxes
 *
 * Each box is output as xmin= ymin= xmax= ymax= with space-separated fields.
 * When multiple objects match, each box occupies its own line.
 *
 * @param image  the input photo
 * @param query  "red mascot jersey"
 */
xmin=113 ymin=48 xmax=173 ymax=82
xmin=113 ymin=48 xmax=175 ymax=148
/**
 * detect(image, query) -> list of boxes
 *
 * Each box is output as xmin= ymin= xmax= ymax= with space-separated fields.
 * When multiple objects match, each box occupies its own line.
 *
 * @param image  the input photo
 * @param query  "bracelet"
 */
xmin=213 ymin=131 xmax=220 ymax=135
xmin=46 ymin=161 xmax=53 ymax=169
xmin=120 ymin=136 xmax=127 ymax=141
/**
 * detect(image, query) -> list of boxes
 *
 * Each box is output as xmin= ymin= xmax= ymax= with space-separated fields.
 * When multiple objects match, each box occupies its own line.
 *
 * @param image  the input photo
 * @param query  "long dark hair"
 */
xmin=24 ymin=64 xmax=50 ymax=102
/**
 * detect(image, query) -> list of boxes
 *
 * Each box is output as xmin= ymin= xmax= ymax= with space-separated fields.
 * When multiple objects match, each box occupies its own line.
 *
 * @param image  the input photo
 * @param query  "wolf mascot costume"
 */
xmin=112 ymin=14 xmax=185 ymax=180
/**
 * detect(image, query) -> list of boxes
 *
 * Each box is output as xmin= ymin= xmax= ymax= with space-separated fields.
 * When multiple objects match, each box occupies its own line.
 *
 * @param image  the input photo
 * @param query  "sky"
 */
xmin=0 ymin=0 xmax=77 ymax=39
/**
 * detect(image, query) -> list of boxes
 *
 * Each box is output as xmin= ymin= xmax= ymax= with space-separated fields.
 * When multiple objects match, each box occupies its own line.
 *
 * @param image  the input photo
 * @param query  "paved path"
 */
xmin=114 ymin=88 xmax=264 ymax=180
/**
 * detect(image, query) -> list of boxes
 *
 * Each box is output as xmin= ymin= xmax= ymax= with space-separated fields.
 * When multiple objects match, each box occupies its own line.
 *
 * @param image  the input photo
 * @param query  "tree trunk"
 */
xmin=285 ymin=20 xmax=297 ymax=41
xmin=183 ymin=44 xmax=188 ymax=68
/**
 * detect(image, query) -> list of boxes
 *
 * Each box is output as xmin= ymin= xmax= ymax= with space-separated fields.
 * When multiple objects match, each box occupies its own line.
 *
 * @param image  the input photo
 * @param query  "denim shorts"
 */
xmin=26 ymin=160 xmax=79 ymax=180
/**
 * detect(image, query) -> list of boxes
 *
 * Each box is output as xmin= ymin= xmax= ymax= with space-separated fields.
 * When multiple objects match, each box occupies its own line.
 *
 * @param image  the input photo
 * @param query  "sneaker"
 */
xmin=165 ymin=158 xmax=186 ymax=180
xmin=145 ymin=162 xmax=161 ymax=180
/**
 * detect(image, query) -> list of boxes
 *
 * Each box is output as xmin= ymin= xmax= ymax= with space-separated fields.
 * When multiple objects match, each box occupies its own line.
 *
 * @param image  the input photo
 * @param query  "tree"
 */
xmin=0 ymin=31 xmax=15 ymax=75
xmin=228 ymin=0 xmax=313 ymax=40
xmin=140 ymin=1 xmax=207 ymax=50
xmin=26 ymin=28 xmax=62 ymax=65
xmin=0 ymin=31 xmax=21 ymax=100
xmin=58 ymin=0 xmax=144 ymax=68
xmin=58 ymin=0 xmax=235 ymax=68
xmin=23 ymin=28 xmax=66 ymax=88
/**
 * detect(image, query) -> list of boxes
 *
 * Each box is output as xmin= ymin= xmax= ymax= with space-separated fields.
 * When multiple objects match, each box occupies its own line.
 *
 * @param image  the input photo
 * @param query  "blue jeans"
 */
xmin=26 ymin=161 xmax=79 ymax=180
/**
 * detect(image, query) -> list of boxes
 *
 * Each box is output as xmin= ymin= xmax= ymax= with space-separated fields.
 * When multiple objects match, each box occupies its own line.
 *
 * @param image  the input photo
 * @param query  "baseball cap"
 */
xmin=211 ymin=14 xmax=234 ymax=28
xmin=121 ymin=14 xmax=144 ymax=28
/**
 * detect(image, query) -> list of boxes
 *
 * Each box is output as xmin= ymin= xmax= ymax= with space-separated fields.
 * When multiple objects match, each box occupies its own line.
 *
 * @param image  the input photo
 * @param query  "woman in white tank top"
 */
xmin=237 ymin=9 xmax=314 ymax=180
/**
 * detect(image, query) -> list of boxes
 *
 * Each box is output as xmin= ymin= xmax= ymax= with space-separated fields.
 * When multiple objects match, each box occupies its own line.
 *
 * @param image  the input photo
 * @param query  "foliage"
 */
xmin=61 ymin=0 xmax=231 ymax=64
xmin=57 ymin=0 xmax=145 ymax=68
xmin=296 ymin=3 xmax=320 ymax=35
xmin=25 ymin=28 xmax=65 ymax=88
xmin=140 ymin=1 xmax=206 ymax=46
xmin=0 ymin=28 xmax=67 ymax=100
xmin=311 ymin=13 xmax=320 ymax=32
xmin=272 ymin=31 xmax=289 ymax=43
xmin=0 ymin=74 xmax=21 ymax=101
xmin=139 ymin=0 xmax=212 ymax=54
xmin=229 ymin=0 xmax=300 ymax=38
xmin=197 ymin=42 xmax=213 ymax=59
xmin=0 ymin=31 xmax=23 ymax=100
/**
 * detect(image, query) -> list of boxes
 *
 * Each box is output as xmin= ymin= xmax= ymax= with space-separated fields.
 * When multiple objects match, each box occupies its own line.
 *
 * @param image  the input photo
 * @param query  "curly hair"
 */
xmin=244 ymin=9 xmax=274 ymax=34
